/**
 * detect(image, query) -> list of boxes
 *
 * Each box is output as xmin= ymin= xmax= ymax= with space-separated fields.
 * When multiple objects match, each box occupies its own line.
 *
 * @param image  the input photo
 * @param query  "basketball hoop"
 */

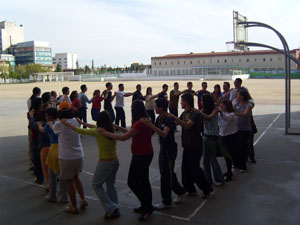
xmin=233 ymin=11 xmax=248 ymax=51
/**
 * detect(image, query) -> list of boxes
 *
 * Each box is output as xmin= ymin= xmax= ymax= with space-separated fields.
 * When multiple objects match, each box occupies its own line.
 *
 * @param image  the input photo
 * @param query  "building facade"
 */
xmin=53 ymin=53 xmax=78 ymax=70
xmin=0 ymin=21 xmax=24 ymax=54
xmin=151 ymin=49 xmax=299 ymax=76
xmin=0 ymin=54 xmax=15 ymax=68
xmin=13 ymin=41 xmax=52 ymax=65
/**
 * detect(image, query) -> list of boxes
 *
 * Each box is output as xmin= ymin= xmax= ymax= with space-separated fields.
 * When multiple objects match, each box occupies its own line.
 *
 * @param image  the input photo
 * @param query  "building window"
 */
xmin=210 ymin=60 xmax=212 ymax=64
xmin=190 ymin=61 xmax=192 ymax=64
xmin=232 ymin=59 xmax=234 ymax=62
xmin=203 ymin=60 xmax=205 ymax=64
xmin=171 ymin=61 xmax=173 ymax=65
xmin=239 ymin=59 xmax=241 ymax=62
xmin=197 ymin=60 xmax=200 ymax=64
xmin=154 ymin=62 xmax=156 ymax=65
xmin=217 ymin=60 xmax=220 ymax=63
xmin=165 ymin=62 xmax=167 ymax=65
xmin=254 ymin=58 xmax=257 ymax=62
xmin=177 ymin=61 xmax=180 ymax=64
xmin=247 ymin=59 xmax=249 ymax=62
xmin=270 ymin=58 xmax=272 ymax=62
xmin=224 ymin=59 xmax=227 ymax=63
xmin=159 ymin=62 xmax=161 ymax=65
xmin=278 ymin=57 xmax=282 ymax=61
xmin=263 ymin=58 xmax=266 ymax=62
xmin=184 ymin=61 xmax=186 ymax=64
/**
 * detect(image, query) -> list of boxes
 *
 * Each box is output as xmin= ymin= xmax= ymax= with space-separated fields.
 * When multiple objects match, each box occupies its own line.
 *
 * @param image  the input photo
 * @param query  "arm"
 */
xmin=61 ymin=119 xmax=97 ymax=136
xmin=110 ymin=93 xmax=116 ymax=102
xmin=149 ymin=93 xmax=159 ymax=100
xmin=141 ymin=118 xmax=170 ymax=138
xmin=235 ymin=106 xmax=252 ymax=118
xmin=76 ymin=117 xmax=95 ymax=128
xmin=113 ymin=124 xmax=128 ymax=133
xmin=168 ymin=113 xmax=195 ymax=129
xmin=200 ymin=109 xmax=218 ymax=120
xmin=124 ymin=93 xmax=133 ymax=97
xmin=37 ymin=121 xmax=46 ymax=133
xmin=98 ymin=127 xmax=138 ymax=141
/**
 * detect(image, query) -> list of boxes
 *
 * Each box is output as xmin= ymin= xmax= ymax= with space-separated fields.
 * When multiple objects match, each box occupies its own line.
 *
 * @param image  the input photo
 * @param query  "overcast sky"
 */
xmin=1 ymin=0 xmax=299 ymax=67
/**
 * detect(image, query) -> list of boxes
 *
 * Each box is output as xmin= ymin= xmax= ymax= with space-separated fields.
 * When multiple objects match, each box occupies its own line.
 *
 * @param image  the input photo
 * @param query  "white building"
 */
xmin=151 ymin=49 xmax=299 ymax=76
xmin=0 ymin=21 xmax=24 ymax=54
xmin=53 ymin=53 xmax=78 ymax=70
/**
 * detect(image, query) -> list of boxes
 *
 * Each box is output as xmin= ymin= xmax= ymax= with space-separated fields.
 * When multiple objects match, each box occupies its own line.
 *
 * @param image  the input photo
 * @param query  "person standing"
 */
xmin=103 ymin=82 xmax=116 ymax=123
xmin=132 ymin=84 xmax=145 ymax=103
xmin=169 ymin=94 xmax=213 ymax=198
xmin=70 ymin=91 xmax=81 ymax=117
xmin=157 ymin=84 xmax=168 ymax=100
xmin=115 ymin=83 xmax=133 ymax=128
xmin=169 ymin=82 xmax=181 ymax=117
xmin=222 ymin=82 xmax=230 ymax=100
xmin=182 ymin=82 xmax=195 ymax=96
xmin=144 ymin=87 xmax=158 ymax=124
xmin=196 ymin=82 xmax=210 ymax=110
xmin=58 ymin=87 xmax=72 ymax=104
xmin=99 ymin=100 xmax=154 ymax=221
xmin=53 ymin=101 xmax=87 ymax=214
xmin=78 ymin=84 xmax=94 ymax=126
xmin=91 ymin=90 xmax=104 ymax=122
xmin=142 ymin=98 xmax=188 ymax=209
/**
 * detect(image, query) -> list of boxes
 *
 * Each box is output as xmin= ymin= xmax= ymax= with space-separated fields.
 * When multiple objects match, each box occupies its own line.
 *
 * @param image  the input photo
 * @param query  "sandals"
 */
xmin=65 ymin=205 xmax=79 ymax=214
xmin=80 ymin=199 xmax=88 ymax=209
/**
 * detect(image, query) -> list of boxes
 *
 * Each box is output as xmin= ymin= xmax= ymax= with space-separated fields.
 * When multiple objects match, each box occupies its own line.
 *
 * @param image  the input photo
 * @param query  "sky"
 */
xmin=1 ymin=0 xmax=299 ymax=67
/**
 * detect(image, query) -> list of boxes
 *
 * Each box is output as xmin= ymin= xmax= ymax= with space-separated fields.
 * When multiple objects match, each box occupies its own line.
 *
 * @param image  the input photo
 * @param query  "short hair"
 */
xmin=155 ymin=98 xmax=168 ymax=112
xmin=136 ymin=84 xmax=141 ymax=89
xmin=106 ymin=82 xmax=112 ymax=88
xmin=62 ymin=87 xmax=69 ymax=94
xmin=202 ymin=82 xmax=207 ymax=86
xmin=41 ymin=92 xmax=51 ymax=103
xmin=162 ymin=84 xmax=168 ymax=89
xmin=59 ymin=109 xmax=74 ymax=119
xmin=224 ymin=82 xmax=230 ymax=88
xmin=30 ymin=87 xmax=41 ymax=100
xmin=118 ymin=83 xmax=124 ymax=89
xmin=237 ymin=89 xmax=250 ymax=102
xmin=174 ymin=82 xmax=178 ymax=86
xmin=235 ymin=78 xmax=242 ymax=84
xmin=45 ymin=107 xmax=58 ymax=119
xmin=50 ymin=91 xmax=57 ymax=97
xmin=80 ymin=84 xmax=87 ymax=91
xmin=181 ymin=94 xmax=194 ymax=108
xmin=187 ymin=82 xmax=193 ymax=86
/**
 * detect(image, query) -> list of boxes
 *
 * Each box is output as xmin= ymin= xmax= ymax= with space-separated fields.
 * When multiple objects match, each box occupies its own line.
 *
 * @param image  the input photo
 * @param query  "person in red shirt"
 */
xmin=91 ymin=89 xmax=104 ymax=121
xmin=99 ymin=100 xmax=154 ymax=221
xmin=70 ymin=91 xmax=81 ymax=116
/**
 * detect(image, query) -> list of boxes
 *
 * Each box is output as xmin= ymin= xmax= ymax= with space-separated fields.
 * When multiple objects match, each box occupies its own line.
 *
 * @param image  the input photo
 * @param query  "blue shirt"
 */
xmin=44 ymin=123 xmax=58 ymax=144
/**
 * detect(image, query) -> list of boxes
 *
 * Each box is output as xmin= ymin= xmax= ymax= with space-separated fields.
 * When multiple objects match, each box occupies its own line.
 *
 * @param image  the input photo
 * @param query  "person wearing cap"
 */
xmin=53 ymin=101 xmax=87 ymax=214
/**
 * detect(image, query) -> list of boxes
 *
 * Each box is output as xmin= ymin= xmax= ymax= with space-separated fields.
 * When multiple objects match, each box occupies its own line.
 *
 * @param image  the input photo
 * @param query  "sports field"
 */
xmin=0 ymin=79 xmax=299 ymax=137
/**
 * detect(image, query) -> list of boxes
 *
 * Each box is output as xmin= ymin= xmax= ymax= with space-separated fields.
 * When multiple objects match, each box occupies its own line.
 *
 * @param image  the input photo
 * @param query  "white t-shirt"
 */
xmin=145 ymin=95 xmax=155 ymax=110
xmin=115 ymin=91 xmax=125 ymax=108
xmin=218 ymin=112 xmax=238 ymax=136
xmin=58 ymin=95 xmax=72 ymax=104
xmin=53 ymin=118 xmax=83 ymax=160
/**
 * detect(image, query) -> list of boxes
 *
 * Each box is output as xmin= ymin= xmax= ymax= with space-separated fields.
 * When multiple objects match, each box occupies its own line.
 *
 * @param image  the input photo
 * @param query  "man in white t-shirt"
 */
xmin=114 ymin=83 xmax=133 ymax=128
xmin=58 ymin=87 xmax=72 ymax=105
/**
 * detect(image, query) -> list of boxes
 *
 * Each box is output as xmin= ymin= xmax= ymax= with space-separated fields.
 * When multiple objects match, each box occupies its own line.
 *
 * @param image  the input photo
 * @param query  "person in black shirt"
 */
xmin=169 ymin=94 xmax=213 ymax=198
xmin=142 ymin=98 xmax=187 ymax=209
xmin=132 ymin=84 xmax=145 ymax=103
xmin=102 ymin=82 xmax=116 ymax=122
xmin=157 ymin=84 xmax=168 ymax=100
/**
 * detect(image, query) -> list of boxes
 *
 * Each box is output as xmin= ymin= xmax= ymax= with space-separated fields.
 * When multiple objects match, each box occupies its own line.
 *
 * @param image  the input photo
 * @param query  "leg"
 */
xmin=32 ymin=142 xmax=44 ymax=183
xmin=181 ymin=148 xmax=197 ymax=193
xmin=159 ymin=148 xmax=172 ymax=205
xmin=120 ymin=108 xmax=126 ymax=128
xmin=28 ymin=128 xmax=33 ymax=169
xmin=170 ymin=149 xmax=186 ymax=196
xmin=207 ymin=137 xmax=225 ymax=183
xmin=40 ymin=147 xmax=50 ymax=189
xmin=114 ymin=107 xmax=120 ymax=126
xmin=203 ymin=138 xmax=213 ymax=185
xmin=106 ymin=161 xmax=120 ymax=206
xmin=66 ymin=178 xmax=77 ymax=208
xmin=248 ymin=132 xmax=256 ymax=162
xmin=74 ymin=176 xmax=85 ymax=201
xmin=48 ymin=169 xmax=57 ymax=201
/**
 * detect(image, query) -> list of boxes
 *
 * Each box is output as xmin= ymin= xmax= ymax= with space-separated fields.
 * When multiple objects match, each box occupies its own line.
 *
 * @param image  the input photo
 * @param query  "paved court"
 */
xmin=1 ymin=111 xmax=300 ymax=225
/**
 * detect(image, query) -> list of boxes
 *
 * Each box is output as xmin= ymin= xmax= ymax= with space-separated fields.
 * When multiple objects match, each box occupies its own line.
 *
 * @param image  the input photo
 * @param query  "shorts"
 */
xmin=59 ymin=158 xmax=83 ymax=180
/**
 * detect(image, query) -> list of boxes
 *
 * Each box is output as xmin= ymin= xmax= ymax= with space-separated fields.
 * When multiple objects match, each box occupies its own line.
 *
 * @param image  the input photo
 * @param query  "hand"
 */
xmin=60 ymin=118 xmax=67 ymax=124
xmin=76 ymin=117 xmax=82 ymax=124
xmin=29 ymin=109 xmax=35 ymax=117
xmin=141 ymin=118 xmax=152 ymax=127
xmin=47 ymin=121 xmax=52 ymax=126
xmin=168 ymin=113 xmax=176 ymax=118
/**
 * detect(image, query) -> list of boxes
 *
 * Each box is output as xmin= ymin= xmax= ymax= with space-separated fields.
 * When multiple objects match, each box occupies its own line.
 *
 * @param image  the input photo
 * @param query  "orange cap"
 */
xmin=59 ymin=101 xmax=72 ymax=111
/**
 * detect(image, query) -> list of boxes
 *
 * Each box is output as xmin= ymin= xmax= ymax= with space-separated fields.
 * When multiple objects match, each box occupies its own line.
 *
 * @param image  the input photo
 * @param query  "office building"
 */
xmin=0 ymin=21 xmax=24 ymax=54
xmin=53 ymin=53 xmax=78 ymax=70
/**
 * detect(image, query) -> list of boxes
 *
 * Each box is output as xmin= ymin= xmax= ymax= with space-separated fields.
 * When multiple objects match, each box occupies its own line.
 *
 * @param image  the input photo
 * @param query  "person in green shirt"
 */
xmin=61 ymin=111 xmax=120 ymax=220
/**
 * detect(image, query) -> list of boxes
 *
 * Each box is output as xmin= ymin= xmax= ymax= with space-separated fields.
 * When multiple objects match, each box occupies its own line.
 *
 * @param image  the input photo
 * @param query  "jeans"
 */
xmin=203 ymin=135 xmax=225 ymax=185
xmin=92 ymin=160 xmax=120 ymax=213
xmin=48 ymin=169 xmax=68 ymax=202
xmin=91 ymin=108 xmax=100 ymax=121
xmin=159 ymin=144 xmax=186 ymax=205
xmin=115 ymin=107 xmax=126 ymax=128
xmin=146 ymin=110 xmax=155 ymax=124
xmin=128 ymin=154 xmax=153 ymax=211
xmin=181 ymin=146 xmax=212 ymax=194
xmin=32 ymin=141 xmax=44 ymax=183
xmin=169 ymin=108 xmax=178 ymax=117
xmin=248 ymin=132 xmax=255 ymax=161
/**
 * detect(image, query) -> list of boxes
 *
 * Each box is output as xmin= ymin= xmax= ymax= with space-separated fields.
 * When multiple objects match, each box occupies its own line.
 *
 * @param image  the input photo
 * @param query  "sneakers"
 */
xmin=174 ymin=192 xmax=189 ymax=204
xmin=104 ymin=208 xmax=120 ymax=220
xmin=138 ymin=208 xmax=154 ymax=221
xmin=154 ymin=202 xmax=172 ymax=210
xmin=64 ymin=205 xmax=79 ymax=214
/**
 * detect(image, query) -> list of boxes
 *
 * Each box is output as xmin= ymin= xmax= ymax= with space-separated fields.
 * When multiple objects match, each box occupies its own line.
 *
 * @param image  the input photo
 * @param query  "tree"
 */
xmin=84 ymin=65 xmax=91 ymax=74
xmin=0 ymin=63 xmax=9 ymax=83
xmin=15 ymin=65 xmax=27 ymax=78
xmin=55 ymin=63 xmax=62 ymax=72
xmin=91 ymin=59 xmax=94 ymax=72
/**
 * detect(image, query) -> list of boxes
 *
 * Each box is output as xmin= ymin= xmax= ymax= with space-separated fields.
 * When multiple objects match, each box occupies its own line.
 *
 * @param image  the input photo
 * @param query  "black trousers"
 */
xmin=248 ymin=132 xmax=255 ymax=161
xmin=128 ymin=154 xmax=153 ymax=211
xmin=159 ymin=144 xmax=186 ymax=205
xmin=220 ymin=133 xmax=238 ymax=176
xmin=114 ymin=107 xmax=126 ymax=128
xmin=31 ymin=141 xmax=44 ymax=182
xmin=146 ymin=110 xmax=155 ymax=124
xmin=105 ymin=107 xmax=115 ymax=123
xmin=182 ymin=147 xmax=212 ymax=194
xmin=236 ymin=131 xmax=251 ymax=170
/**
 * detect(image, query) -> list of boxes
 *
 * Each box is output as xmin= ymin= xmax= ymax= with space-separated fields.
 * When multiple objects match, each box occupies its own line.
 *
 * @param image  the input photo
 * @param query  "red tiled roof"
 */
xmin=151 ymin=49 xmax=298 ymax=60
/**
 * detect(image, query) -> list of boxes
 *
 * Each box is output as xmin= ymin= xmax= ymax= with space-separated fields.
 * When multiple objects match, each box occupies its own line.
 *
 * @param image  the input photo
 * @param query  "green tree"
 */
xmin=15 ymin=65 xmax=28 ymax=78
xmin=55 ymin=63 xmax=62 ymax=72
xmin=84 ymin=65 xmax=91 ymax=74
xmin=0 ymin=63 xmax=9 ymax=83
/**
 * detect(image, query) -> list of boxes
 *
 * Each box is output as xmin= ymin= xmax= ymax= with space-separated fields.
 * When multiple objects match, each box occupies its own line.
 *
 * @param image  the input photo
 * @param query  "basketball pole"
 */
xmin=236 ymin=21 xmax=300 ymax=134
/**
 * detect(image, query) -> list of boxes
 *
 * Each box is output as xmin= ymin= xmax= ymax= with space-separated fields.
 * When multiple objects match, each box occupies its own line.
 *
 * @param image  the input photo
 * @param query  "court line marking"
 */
xmin=254 ymin=112 xmax=283 ymax=146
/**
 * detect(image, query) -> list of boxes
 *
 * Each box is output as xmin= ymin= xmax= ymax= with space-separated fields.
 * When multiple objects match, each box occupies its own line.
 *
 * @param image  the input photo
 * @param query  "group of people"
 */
xmin=26 ymin=78 xmax=257 ymax=221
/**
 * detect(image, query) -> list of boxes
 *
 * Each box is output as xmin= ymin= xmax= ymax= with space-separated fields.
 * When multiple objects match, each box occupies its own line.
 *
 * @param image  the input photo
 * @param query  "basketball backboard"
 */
xmin=233 ymin=11 xmax=248 ymax=51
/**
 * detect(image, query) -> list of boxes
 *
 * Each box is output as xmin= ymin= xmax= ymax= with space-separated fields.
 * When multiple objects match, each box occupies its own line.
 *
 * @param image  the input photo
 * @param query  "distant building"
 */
xmin=151 ymin=49 xmax=299 ymax=76
xmin=13 ymin=41 xmax=52 ymax=65
xmin=0 ymin=21 xmax=24 ymax=54
xmin=0 ymin=54 xmax=15 ymax=68
xmin=53 ymin=53 xmax=78 ymax=70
